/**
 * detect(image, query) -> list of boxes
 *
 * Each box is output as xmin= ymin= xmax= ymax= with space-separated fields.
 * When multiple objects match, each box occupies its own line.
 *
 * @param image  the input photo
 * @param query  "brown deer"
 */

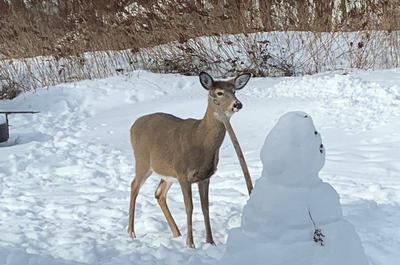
xmin=128 ymin=72 xmax=251 ymax=248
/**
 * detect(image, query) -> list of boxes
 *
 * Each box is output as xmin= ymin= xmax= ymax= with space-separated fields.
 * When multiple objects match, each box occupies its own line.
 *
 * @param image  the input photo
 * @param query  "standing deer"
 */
xmin=128 ymin=72 xmax=251 ymax=248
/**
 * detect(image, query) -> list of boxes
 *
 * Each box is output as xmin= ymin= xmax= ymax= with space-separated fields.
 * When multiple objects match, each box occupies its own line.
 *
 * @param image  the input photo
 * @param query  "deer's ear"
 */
xmin=199 ymin=72 xmax=214 ymax=90
xmin=234 ymin=73 xmax=251 ymax=90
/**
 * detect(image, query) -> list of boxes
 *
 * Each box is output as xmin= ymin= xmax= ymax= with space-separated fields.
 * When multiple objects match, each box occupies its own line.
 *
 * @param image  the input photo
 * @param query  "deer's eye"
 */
xmin=216 ymin=92 xmax=224 ymax=96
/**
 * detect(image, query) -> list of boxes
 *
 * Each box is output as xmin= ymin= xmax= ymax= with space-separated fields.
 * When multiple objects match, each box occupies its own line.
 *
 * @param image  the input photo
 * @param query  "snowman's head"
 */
xmin=260 ymin=111 xmax=325 ymax=186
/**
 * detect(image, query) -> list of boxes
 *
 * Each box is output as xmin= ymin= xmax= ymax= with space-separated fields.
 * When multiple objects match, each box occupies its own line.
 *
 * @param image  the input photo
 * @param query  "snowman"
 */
xmin=221 ymin=111 xmax=368 ymax=265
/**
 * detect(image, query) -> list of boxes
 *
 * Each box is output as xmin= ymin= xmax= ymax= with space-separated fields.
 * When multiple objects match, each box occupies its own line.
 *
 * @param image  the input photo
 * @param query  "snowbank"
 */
xmin=222 ymin=112 xmax=368 ymax=265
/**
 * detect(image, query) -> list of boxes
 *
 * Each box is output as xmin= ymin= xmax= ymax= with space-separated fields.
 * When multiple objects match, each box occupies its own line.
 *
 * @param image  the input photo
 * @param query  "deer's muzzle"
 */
xmin=233 ymin=101 xmax=243 ymax=112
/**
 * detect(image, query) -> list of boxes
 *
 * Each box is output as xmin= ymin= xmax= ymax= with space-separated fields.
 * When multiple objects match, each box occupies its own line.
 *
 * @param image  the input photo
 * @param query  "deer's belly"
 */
xmin=152 ymin=167 xmax=179 ymax=183
xmin=160 ymin=176 xmax=179 ymax=183
xmin=150 ymin=156 xmax=176 ymax=177
xmin=151 ymin=151 xmax=218 ymax=183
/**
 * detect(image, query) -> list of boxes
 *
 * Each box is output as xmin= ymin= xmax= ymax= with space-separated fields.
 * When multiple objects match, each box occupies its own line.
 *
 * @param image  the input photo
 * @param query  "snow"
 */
xmin=0 ymin=69 xmax=400 ymax=265
xmin=259 ymin=112 xmax=325 ymax=187
xmin=222 ymin=111 xmax=368 ymax=265
xmin=0 ymin=114 xmax=5 ymax=124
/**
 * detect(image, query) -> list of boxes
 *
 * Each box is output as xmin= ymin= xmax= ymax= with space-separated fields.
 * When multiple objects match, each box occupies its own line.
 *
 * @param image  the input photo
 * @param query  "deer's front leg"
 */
xmin=179 ymin=180 xmax=195 ymax=248
xmin=198 ymin=178 xmax=215 ymax=245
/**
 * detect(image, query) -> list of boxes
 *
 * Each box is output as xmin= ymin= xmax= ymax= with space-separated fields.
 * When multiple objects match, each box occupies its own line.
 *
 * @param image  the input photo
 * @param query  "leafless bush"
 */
xmin=136 ymin=31 xmax=400 ymax=77
xmin=0 ymin=75 xmax=22 ymax=100
xmin=137 ymin=34 xmax=295 ymax=77
xmin=0 ymin=1 xmax=398 ymax=101
xmin=1 ymin=30 xmax=398 ymax=98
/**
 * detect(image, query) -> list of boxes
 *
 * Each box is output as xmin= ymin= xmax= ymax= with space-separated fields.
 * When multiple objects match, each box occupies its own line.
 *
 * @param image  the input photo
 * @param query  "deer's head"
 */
xmin=199 ymin=72 xmax=251 ymax=116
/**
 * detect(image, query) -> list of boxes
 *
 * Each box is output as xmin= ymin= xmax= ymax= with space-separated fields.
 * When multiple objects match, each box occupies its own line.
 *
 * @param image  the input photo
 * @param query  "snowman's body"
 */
xmin=222 ymin=112 xmax=368 ymax=265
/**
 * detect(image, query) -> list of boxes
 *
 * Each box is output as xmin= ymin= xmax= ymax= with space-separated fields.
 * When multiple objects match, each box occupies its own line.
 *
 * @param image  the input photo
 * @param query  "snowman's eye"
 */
xmin=314 ymin=131 xmax=318 ymax=135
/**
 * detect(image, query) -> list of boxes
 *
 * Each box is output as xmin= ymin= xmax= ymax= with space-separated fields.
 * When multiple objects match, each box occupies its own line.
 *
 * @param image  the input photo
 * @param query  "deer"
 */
xmin=128 ymin=71 xmax=251 ymax=248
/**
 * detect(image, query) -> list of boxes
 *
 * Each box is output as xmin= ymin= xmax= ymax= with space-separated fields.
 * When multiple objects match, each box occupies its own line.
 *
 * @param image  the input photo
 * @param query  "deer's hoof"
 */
xmin=207 ymin=240 xmax=216 ymax=246
xmin=128 ymin=228 xmax=136 ymax=238
xmin=172 ymin=232 xmax=182 ymax=238
xmin=186 ymin=241 xmax=196 ymax=249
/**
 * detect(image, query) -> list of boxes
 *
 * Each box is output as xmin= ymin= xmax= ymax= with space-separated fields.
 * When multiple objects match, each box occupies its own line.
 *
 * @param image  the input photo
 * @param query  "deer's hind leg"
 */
xmin=155 ymin=180 xmax=181 ymax=237
xmin=128 ymin=156 xmax=152 ymax=238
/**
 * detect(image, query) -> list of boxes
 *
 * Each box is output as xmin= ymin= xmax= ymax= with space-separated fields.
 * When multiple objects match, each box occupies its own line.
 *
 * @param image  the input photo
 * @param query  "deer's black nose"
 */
xmin=234 ymin=101 xmax=243 ymax=110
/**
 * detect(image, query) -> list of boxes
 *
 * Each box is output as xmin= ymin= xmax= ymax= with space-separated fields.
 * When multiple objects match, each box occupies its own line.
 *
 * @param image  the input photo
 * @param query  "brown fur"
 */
xmin=127 ymin=72 xmax=250 ymax=248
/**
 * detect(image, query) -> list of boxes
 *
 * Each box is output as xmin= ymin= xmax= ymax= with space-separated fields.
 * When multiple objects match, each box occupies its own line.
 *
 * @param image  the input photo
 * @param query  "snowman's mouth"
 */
xmin=319 ymin=144 xmax=324 ymax=153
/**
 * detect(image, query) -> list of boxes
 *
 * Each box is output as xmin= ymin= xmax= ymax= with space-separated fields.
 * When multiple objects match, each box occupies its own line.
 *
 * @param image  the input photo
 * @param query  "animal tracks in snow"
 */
xmin=0 ymin=70 xmax=399 ymax=265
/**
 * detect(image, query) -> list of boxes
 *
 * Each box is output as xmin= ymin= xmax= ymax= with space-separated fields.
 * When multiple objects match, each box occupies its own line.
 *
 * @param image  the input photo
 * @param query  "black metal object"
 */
xmin=0 ymin=111 xmax=39 ymax=143
xmin=0 ymin=118 xmax=8 ymax=142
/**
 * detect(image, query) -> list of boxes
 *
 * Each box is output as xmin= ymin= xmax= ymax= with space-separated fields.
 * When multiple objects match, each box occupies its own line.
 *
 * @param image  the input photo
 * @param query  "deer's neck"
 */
xmin=197 ymin=100 xmax=227 ymax=151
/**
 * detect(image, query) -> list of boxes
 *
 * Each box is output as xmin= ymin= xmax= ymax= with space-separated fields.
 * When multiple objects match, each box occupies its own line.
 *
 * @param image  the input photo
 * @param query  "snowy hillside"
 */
xmin=0 ymin=69 xmax=399 ymax=265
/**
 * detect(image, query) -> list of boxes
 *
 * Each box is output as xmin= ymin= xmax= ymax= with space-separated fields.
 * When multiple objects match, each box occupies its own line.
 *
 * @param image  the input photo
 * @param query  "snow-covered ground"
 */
xmin=0 ymin=69 xmax=399 ymax=265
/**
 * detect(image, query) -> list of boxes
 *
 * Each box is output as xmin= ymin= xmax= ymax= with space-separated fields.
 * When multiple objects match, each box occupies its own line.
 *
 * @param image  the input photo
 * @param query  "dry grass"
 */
xmin=1 ymin=31 xmax=399 ymax=99
xmin=1 ymin=0 xmax=399 ymax=59
xmin=1 ymin=1 xmax=399 ymax=99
